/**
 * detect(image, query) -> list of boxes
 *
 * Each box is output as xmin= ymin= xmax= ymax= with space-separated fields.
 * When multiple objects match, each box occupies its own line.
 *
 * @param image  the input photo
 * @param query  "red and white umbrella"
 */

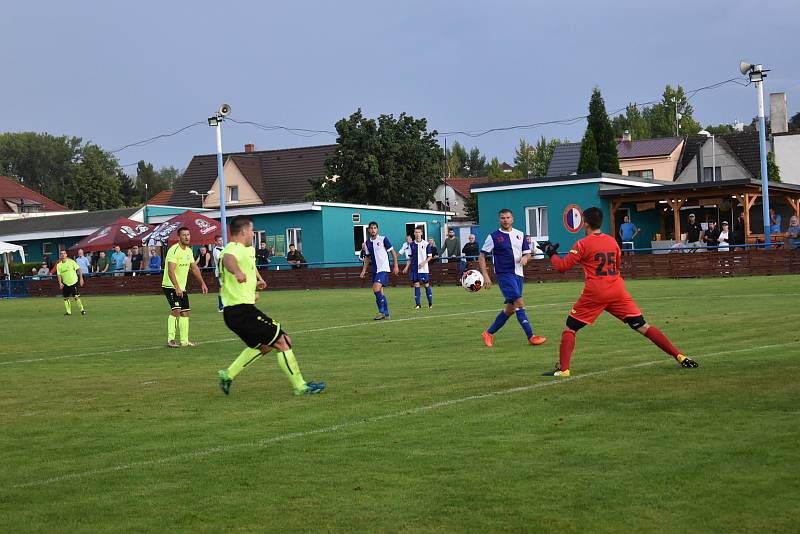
xmin=142 ymin=210 xmax=225 ymax=247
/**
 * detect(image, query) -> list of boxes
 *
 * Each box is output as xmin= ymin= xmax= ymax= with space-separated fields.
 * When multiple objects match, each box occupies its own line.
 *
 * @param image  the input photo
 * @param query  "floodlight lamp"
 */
xmin=207 ymin=190 xmax=214 ymax=195
xmin=189 ymin=190 xmax=198 ymax=195
xmin=698 ymin=130 xmax=711 ymax=137
xmin=208 ymin=116 xmax=219 ymax=127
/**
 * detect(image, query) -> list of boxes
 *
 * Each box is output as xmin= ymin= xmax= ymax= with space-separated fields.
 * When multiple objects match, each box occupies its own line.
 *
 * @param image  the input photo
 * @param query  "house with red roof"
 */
xmin=0 ymin=175 xmax=72 ymax=220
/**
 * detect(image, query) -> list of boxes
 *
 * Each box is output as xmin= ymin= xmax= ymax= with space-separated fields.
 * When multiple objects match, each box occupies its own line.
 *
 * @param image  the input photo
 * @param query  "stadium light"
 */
xmin=189 ymin=189 xmax=215 ymax=205
xmin=740 ymin=60 xmax=772 ymax=246
xmin=208 ymin=104 xmax=231 ymax=245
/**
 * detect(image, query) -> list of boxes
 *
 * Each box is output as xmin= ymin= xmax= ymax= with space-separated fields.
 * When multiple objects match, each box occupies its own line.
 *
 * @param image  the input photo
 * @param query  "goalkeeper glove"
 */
xmin=544 ymin=243 xmax=560 ymax=258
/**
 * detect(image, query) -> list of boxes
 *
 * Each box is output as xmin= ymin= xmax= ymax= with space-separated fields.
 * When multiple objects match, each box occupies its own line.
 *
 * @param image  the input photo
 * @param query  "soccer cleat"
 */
xmin=218 ymin=369 xmax=232 ymax=395
xmin=181 ymin=341 xmax=197 ymax=347
xmin=414 ymin=305 xmax=421 ymax=310
xmin=542 ymin=366 xmax=570 ymax=377
xmin=676 ymin=354 xmax=699 ymax=368
xmin=167 ymin=340 xmax=180 ymax=348
xmin=481 ymin=331 xmax=494 ymax=348
xmin=218 ymin=309 xmax=224 ymax=313
xmin=81 ymin=310 xmax=86 ymax=316
xmin=528 ymin=335 xmax=547 ymax=346
xmin=295 ymin=381 xmax=327 ymax=395
xmin=428 ymin=304 xmax=433 ymax=309
xmin=374 ymin=313 xmax=386 ymax=321
xmin=64 ymin=313 xmax=71 ymax=316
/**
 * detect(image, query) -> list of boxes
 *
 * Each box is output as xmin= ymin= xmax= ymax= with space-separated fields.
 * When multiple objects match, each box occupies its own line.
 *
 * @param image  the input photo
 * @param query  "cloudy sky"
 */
xmin=2 ymin=0 xmax=798 ymax=173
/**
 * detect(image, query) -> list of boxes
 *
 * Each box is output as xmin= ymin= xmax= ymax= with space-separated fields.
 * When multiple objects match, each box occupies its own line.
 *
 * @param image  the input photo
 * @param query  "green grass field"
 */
xmin=2 ymin=275 xmax=799 ymax=533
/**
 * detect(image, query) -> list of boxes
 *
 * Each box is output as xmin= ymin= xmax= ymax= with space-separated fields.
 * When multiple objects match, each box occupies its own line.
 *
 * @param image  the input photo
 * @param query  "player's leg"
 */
xmin=163 ymin=289 xmax=181 ymax=347
xmin=73 ymin=287 xmax=85 ymax=315
xmin=543 ymin=316 xmax=587 ymax=377
xmin=513 ymin=293 xmax=546 ymax=345
xmin=482 ymin=273 xmax=514 ymax=346
xmin=62 ymin=285 xmax=72 ymax=315
xmin=178 ymin=292 xmax=192 ymax=346
xmin=371 ymin=280 xmax=386 ymax=318
xmin=413 ymin=279 xmax=421 ymax=308
xmin=424 ymin=279 xmax=432 ymax=308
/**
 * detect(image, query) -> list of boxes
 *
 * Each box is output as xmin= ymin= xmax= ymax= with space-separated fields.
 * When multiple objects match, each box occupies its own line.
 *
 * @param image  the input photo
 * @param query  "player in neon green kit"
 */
xmin=217 ymin=215 xmax=326 ymax=396
xmin=56 ymin=250 xmax=85 ymax=316
xmin=162 ymin=227 xmax=208 ymax=347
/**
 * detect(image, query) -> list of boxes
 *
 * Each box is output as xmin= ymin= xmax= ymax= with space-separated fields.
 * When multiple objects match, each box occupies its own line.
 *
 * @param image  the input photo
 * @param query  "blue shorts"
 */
xmin=372 ymin=272 xmax=389 ymax=286
xmin=496 ymin=272 xmax=524 ymax=304
xmin=410 ymin=272 xmax=429 ymax=284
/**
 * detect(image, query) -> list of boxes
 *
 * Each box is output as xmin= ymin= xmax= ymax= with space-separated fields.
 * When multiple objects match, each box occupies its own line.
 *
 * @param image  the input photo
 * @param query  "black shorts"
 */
xmin=223 ymin=304 xmax=282 ymax=349
xmin=163 ymin=287 xmax=190 ymax=311
xmin=62 ymin=283 xmax=80 ymax=298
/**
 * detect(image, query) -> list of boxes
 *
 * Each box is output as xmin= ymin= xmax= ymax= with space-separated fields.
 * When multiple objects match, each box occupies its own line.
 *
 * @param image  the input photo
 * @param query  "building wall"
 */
xmin=773 ymin=134 xmax=800 ymax=185
xmin=476 ymin=182 xmax=612 ymax=247
xmin=617 ymin=203 xmax=662 ymax=248
xmin=675 ymin=141 xmax=751 ymax=183
xmin=619 ymin=142 xmax=683 ymax=182
xmin=428 ymin=184 xmax=467 ymax=217
xmin=247 ymin=209 xmax=324 ymax=266
xmin=204 ymin=159 xmax=263 ymax=208
xmin=13 ymin=236 xmax=83 ymax=263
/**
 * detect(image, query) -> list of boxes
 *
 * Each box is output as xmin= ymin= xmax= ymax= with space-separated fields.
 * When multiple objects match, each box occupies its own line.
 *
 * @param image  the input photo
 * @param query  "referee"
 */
xmin=56 ymin=250 xmax=85 ymax=316
xmin=217 ymin=215 xmax=326 ymax=396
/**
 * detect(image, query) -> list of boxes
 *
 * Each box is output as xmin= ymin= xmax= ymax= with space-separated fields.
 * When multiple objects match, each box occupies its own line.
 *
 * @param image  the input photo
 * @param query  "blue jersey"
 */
xmin=409 ymin=239 xmax=432 ymax=274
xmin=481 ymin=228 xmax=529 ymax=276
xmin=365 ymin=235 xmax=393 ymax=273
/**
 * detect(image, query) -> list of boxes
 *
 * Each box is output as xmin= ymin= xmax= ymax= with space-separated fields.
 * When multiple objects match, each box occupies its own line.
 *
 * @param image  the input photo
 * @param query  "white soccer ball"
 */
xmin=461 ymin=269 xmax=484 ymax=292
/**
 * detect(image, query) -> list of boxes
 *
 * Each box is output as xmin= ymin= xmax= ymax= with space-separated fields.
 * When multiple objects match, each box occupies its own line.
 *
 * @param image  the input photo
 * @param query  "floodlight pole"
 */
xmin=755 ymin=75 xmax=771 ymax=247
xmin=214 ymin=118 xmax=228 ymax=246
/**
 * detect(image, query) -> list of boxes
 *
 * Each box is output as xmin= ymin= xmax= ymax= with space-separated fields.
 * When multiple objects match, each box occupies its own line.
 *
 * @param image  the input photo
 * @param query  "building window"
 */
xmin=286 ymin=228 xmax=302 ymax=251
xmin=255 ymin=230 xmax=265 ymax=248
xmin=405 ymin=222 xmax=427 ymax=240
xmin=703 ymin=167 xmax=722 ymax=182
xmin=525 ymin=206 xmax=549 ymax=241
xmin=228 ymin=185 xmax=239 ymax=202
xmin=42 ymin=242 xmax=52 ymax=256
xmin=628 ymin=169 xmax=654 ymax=179
xmin=353 ymin=225 xmax=367 ymax=256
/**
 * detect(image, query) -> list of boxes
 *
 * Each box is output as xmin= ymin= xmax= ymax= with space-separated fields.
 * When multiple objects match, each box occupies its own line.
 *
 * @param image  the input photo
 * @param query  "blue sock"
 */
xmin=516 ymin=308 xmax=534 ymax=338
xmin=488 ymin=311 xmax=511 ymax=334
xmin=425 ymin=286 xmax=432 ymax=305
xmin=414 ymin=287 xmax=421 ymax=306
xmin=382 ymin=293 xmax=389 ymax=316
xmin=374 ymin=290 xmax=383 ymax=313
xmin=218 ymin=295 xmax=224 ymax=310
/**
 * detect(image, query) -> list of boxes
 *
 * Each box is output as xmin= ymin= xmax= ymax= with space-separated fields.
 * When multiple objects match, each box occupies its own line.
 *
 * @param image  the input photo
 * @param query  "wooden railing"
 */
xmin=23 ymin=249 xmax=799 ymax=298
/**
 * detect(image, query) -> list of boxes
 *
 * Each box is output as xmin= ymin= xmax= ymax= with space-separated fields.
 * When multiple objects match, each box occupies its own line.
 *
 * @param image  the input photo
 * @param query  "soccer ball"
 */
xmin=461 ymin=270 xmax=484 ymax=292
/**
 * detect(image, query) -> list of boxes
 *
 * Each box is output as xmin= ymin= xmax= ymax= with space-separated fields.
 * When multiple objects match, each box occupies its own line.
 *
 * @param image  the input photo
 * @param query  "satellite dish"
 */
xmin=739 ymin=61 xmax=753 ymax=75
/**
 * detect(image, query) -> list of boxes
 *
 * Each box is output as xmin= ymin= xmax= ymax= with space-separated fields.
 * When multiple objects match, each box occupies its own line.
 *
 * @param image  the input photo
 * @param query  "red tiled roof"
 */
xmin=0 ymin=175 xmax=70 ymax=213
xmin=447 ymin=177 xmax=486 ymax=198
xmin=147 ymin=189 xmax=174 ymax=205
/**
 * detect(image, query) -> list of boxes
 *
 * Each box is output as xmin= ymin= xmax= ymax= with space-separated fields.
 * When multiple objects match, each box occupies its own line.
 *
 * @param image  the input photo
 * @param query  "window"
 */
xmin=255 ymin=231 xmax=265 ymax=248
xmin=353 ymin=225 xmax=367 ymax=256
xmin=525 ymin=207 xmax=549 ymax=241
xmin=286 ymin=228 xmax=302 ymax=251
xmin=227 ymin=185 xmax=239 ymax=202
xmin=352 ymin=213 xmax=361 ymax=223
xmin=703 ymin=167 xmax=722 ymax=182
xmin=405 ymin=222 xmax=427 ymax=240
xmin=42 ymin=242 xmax=52 ymax=256
xmin=628 ymin=169 xmax=654 ymax=179
xmin=436 ymin=200 xmax=451 ymax=211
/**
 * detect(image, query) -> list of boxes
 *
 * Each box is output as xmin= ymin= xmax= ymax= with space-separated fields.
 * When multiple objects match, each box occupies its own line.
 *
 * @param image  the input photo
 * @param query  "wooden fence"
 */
xmin=23 ymin=249 xmax=800 ymax=298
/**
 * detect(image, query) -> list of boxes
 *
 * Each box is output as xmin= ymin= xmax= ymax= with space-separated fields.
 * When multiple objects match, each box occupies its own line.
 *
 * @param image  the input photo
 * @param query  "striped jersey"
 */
xmin=481 ymin=228 xmax=530 ymax=276
xmin=365 ymin=235 xmax=394 ymax=273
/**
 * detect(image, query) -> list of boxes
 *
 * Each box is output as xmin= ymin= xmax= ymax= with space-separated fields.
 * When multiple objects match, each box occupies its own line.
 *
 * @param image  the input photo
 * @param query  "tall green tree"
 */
xmin=790 ymin=112 xmax=800 ymax=132
xmin=308 ymin=109 xmax=442 ymax=209
xmin=767 ymin=152 xmax=781 ymax=182
xmin=612 ymin=85 xmax=702 ymax=139
xmin=446 ymin=140 xmax=469 ymax=177
xmin=587 ymin=88 xmax=621 ymax=173
xmin=119 ymin=170 xmax=139 ymax=206
xmin=531 ymin=136 xmax=564 ymax=177
xmin=65 ymin=145 xmax=123 ymax=210
xmin=156 ymin=165 xmax=182 ymax=189
xmin=466 ymin=147 xmax=486 ymax=177
xmin=577 ymin=128 xmax=599 ymax=174
xmin=486 ymin=157 xmax=505 ymax=179
xmin=612 ymin=103 xmax=650 ymax=140
xmin=513 ymin=139 xmax=536 ymax=178
xmin=135 ymin=160 xmax=171 ymax=201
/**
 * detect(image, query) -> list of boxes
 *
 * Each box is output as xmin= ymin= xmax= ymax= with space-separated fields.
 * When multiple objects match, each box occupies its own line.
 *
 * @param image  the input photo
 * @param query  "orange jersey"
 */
xmin=550 ymin=233 xmax=624 ymax=297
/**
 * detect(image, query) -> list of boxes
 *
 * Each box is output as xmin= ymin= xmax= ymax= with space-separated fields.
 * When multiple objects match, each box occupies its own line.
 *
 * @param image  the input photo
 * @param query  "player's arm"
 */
xmin=548 ymin=242 xmax=582 ymax=272
xmin=390 ymin=247 xmax=399 ymax=275
xmin=190 ymin=260 xmax=209 ymax=294
xmin=223 ymin=253 xmax=247 ymax=283
xmin=360 ymin=254 xmax=370 ymax=279
xmin=77 ymin=265 xmax=84 ymax=287
xmin=478 ymin=252 xmax=493 ymax=290
xmin=57 ymin=271 xmax=64 ymax=289
xmin=520 ymin=238 xmax=532 ymax=267
xmin=255 ymin=265 xmax=267 ymax=290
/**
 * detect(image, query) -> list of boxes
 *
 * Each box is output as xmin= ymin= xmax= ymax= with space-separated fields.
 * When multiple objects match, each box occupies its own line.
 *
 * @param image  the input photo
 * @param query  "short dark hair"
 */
xmin=229 ymin=216 xmax=253 ymax=236
xmin=368 ymin=221 xmax=379 ymax=228
xmin=177 ymin=226 xmax=190 ymax=234
xmin=583 ymin=207 xmax=603 ymax=229
xmin=498 ymin=208 xmax=513 ymax=216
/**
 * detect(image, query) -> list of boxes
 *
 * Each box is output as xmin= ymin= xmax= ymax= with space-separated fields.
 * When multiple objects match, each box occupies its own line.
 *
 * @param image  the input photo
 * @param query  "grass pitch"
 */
xmin=1 ymin=275 xmax=799 ymax=533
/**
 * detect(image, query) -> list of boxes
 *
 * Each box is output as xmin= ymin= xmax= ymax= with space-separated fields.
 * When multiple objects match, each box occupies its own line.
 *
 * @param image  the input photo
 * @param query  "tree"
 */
xmin=587 ymin=88 xmax=620 ymax=174
xmin=767 ymin=151 xmax=781 ymax=182
xmin=65 ymin=145 xmax=123 ymax=210
xmin=612 ymin=103 xmax=650 ymax=140
xmin=135 ymin=160 xmax=171 ymax=201
xmin=446 ymin=140 xmax=469 ymax=177
xmin=513 ymin=139 xmax=536 ymax=178
xmin=156 ymin=165 xmax=182 ymax=189
xmin=465 ymin=147 xmax=486 ymax=177
xmin=118 ymin=170 xmax=139 ymax=206
xmin=308 ymin=109 xmax=442 ymax=209
xmin=612 ymin=85 xmax=702 ymax=140
xmin=486 ymin=157 xmax=505 ymax=179
xmin=704 ymin=123 xmax=739 ymax=135
xmin=464 ymin=193 xmax=479 ymax=223
xmin=577 ymin=128 xmax=599 ymax=174
xmin=531 ymin=136 xmax=564 ymax=177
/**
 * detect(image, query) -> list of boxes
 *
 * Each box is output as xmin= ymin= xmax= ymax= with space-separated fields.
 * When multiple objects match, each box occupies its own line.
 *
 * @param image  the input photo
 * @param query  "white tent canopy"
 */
xmin=0 ymin=241 xmax=26 ymax=277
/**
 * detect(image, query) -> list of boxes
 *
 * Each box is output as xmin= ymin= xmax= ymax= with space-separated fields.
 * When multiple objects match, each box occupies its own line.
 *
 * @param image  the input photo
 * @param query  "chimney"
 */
xmin=770 ymin=93 xmax=788 ymax=134
xmin=244 ymin=143 xmax=255 ymax=153
xmin=696 ymin=140 xmax=704 ymax=183
xmin=623 ymin=130 xmax=632 ymax=142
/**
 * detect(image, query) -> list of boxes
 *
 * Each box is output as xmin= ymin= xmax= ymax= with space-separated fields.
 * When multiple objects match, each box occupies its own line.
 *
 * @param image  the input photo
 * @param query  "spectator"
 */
xmin=398 ymin=235 xmax=413 ymax=260
xmin=718 ymin=221 xmax=731 ymax=251
xmin=428 ymin=238 xmax=439 ymax=262
xmin=96 ymin=251 xmax=110 ymax=274
xmin=359 ymin=242 xmax=367 ymax=261
xmin=37 ymin=262 xmax=50 ymax=276
xmin=111 ymin=245 xmax=126 ymax=275
xmin=769 ymin=208 xmax=782 ymax=235
xmin=785 ymin=216 xmax=800 ymax=250
xmin=131 ymin=245 xmax=143 ymax=274
xmin=286 ymin=243 xmax=305 ymax=269
xmin=195 ymin=246 xmax=212 ymax=270
xmin=732 ymin=212 xmax=747 ymax=250
xmin=462 ymin=234 xmax=479 ymax=259
xmin=256 ymin=241 xmax=271 ymax=267
xmin=441 ymin=228 xmax=461 ymax=262
xmin=148 ymin=247 xmax=162 ymax=271
xmin=526 ymin=235 xmax=545 ymax=259
xmin=619 ymin=215 xmax=640 ymax=254
xmin=685 ymin=214 xmax=704 ymax=249
xmin=703 ymin=221 xmax=720 ymax=250
xmin=123 ymin=248 xmax=133 ymax=276
xmin=75 ymin=248 xmax=91 ymax=274
xmin=30 ymin=267 xmax=38 ymax=276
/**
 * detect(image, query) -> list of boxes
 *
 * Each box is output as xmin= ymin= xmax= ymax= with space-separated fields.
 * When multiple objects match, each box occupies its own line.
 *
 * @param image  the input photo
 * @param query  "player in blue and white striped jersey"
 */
xmin=402 ymin=226 xmax=433 ymax=309
xmin=359 ymin=221 xmax=399 ymax=320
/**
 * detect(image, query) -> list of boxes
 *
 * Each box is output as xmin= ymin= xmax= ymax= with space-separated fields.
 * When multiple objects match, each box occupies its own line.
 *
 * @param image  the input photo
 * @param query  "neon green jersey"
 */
xmin=161 ymin=243 xmax=194 ymax=289
xmin=221 ymin=241 xmax=257 ymax=306
xmin=56 ymin=259 xmax=80 ymax=286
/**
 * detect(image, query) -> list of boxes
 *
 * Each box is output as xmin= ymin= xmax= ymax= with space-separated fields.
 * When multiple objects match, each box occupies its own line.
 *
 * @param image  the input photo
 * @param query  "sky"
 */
xmin=2 ymin=0 xmax=798 ymax=174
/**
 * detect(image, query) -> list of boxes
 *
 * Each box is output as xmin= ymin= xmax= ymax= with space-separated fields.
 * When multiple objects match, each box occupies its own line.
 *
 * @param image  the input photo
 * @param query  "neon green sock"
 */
xmin=167 ymin=315 xmax=177 ymax=342
xmin=276 ymin=349 xmax=306 ymax=391
xmin=64 ymin=299 xmax=71 ymax=314
xmin=179 ymin=316 xmax=189 ymax=344
xmin=227 ymin=347 xmax=263 ymax=379
xmin=74 ymin=297 xmax=84 ymax=312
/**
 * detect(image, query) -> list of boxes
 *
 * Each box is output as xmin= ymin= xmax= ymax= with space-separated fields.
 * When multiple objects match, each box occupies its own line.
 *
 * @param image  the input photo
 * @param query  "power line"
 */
xmin=226 ymin=117 xmax=336 ymax=138
xmin=109 ymin=121 xmax=206 ymax=154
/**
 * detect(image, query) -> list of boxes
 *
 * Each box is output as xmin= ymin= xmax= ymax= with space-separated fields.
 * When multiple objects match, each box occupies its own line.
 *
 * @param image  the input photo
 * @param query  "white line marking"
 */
xmin=12 ymin=340 xmax=799 ymax=489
